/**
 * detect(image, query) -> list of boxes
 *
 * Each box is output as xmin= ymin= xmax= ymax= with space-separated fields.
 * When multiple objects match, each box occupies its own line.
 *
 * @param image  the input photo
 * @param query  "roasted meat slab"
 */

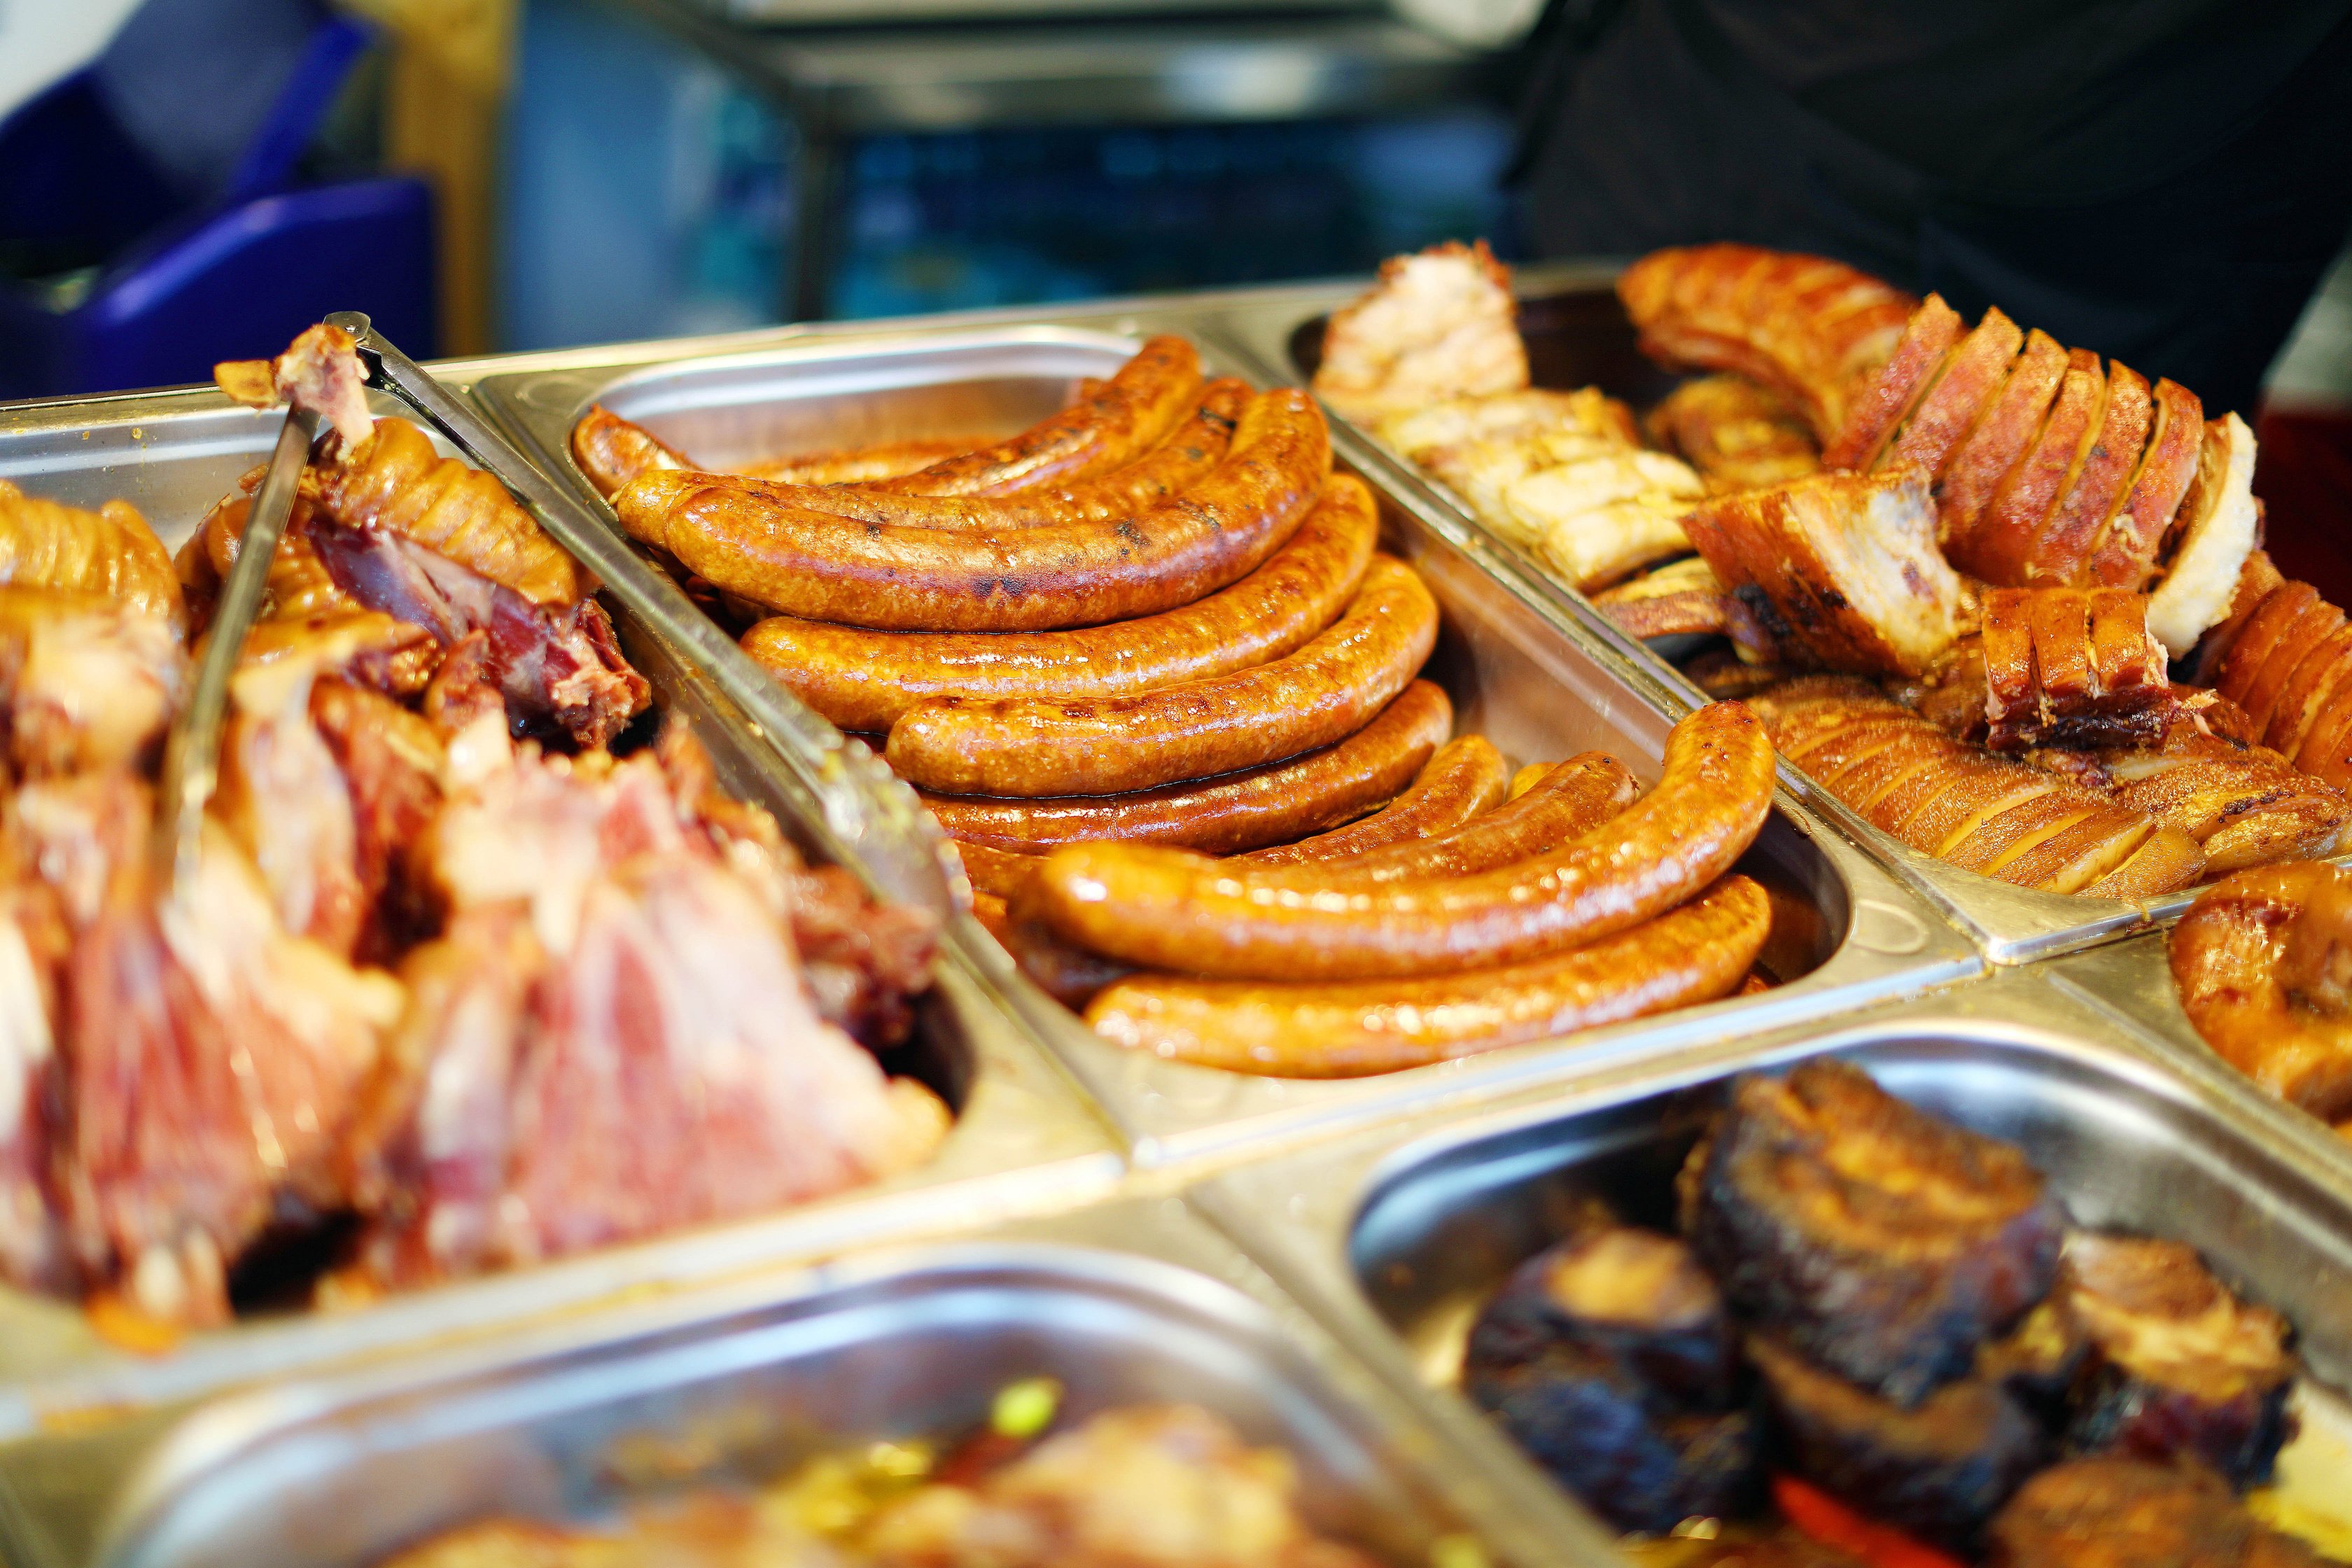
xmin=1313 ymin=240 xmax=1528 ymax=425
xmin=2174 ymin=862 xmax=2352 ymax=1116
xmin=1679 ymin=1060 xmax=2064 ymax=1406
xmin=1987 ymin=1457 xmax=2334 ymax=1568
xmin=1466 ymin=1219 xmax=1758 ymax=1532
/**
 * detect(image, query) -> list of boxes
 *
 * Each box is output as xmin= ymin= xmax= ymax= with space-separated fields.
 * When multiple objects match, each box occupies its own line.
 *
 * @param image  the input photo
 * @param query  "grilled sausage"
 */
xmin=949 ymin=839 xmax=1040 ymax=900
xmin=672 ymin=380 xmax=1247 ymax=531
xmin=570 ymin=405 xmax=690 ymax=498
xmin=615 ymin=388 xmax=1331 ymax=631
xmin=1021 ymin=701 xmax=1772 ymax=981
xmin=1321 ymin=752 xmax=1639 ymax=883
xmin=1082 ymin=873 xmax=1768 ymax=1076
xmin=1240 ymin=734 xmax=1506 ymax=864
xmin=738 ymin=471 xmax=1376 ymax=733
xmin=920 ymin=679 xmax=1449 ymax=854
xmin=2171 ymin=860 xmax=2352 ymax=1116
xmin=886 ymin=554 xmax=1437 ymax=796
xmin=866 ymin=335 xmax=1202 ymax=495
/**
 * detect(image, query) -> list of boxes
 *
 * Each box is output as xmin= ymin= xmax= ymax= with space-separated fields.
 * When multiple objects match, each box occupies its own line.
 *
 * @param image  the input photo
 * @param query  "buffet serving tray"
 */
xmin=1188 ymin=970 xmax=2352 ymax=1546
xmin=0 ymin=386 xmax=1123 ymax=1438
xmin=473 ymin=316 xmax=1976 ymax=1170
xmin=49 ymin=1198 xmax=1610 ymax=1568
xmin=1201 ymin=272 xmax=2230 ymax=968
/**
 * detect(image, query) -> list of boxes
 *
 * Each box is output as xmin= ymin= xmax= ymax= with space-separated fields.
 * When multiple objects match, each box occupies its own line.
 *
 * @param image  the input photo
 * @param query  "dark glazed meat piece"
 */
xmin=1973 ymin=1289 xmax=2090 ymax=1424
xmin=2060 ymin=1233 xmax=2298 ymax=1485
xmin=1679 ymin=1060 xmax=2065 ymax=1406
xmin=1466 ymin=1223 xmax=1759 ymax=1534
xmin=1749 ymin=1335 xmax=2047 ymax=1549
xmin=1986 ymin=1457 xmax=2334 ymax=1568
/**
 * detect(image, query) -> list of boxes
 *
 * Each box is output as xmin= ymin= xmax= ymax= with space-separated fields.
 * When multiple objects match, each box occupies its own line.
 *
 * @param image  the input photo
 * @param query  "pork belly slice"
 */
xmin=1961 ymin=348 xmax=2106 ymax=586
xmin=1679 ymin=1059 xmax=2065 ymax=1406
xmin=2030 ymin=362 xmax=2154 ymax=587
xmin=2082 ymin=825 xmax=2208 ymax=899
xmin=2061 ymin=1232 xmax=2297 ymax=1485
xmin=1750 ymin=1335 xmax=2046 ymax=1549
xmin=2148 ymin=414 xmax=2260 ymax=658
xmin=1882 ymin=307 xmax=2024 ymax=482
xmin=2090 ymin=378 xmax=2206 ymax=590
xmin=1647 ymin=374 xmax=1823 ymax=492
xmin=1940 ymin=329 xmax=2071 ymax=550
xmin=1682 ymin=468 xmax=1966 ymax=678
xmin=1821 ymin=295 xmax=1966 ymax=471
xmin=1315 ymin=239 xmax=1527 ymax=424
xmin=2103 ymin=735 xmax=2349 ymax=874
xmin=2218 ymin=582 xmax=2329 ymax=742
xmin=1980 ymin=589 xmax=2174 ymax=752
xmin=1988 ymin=1457 xmax=2330 ymax=1568
xmin=1466 ymin=1222 xmax=1759 ymax=1534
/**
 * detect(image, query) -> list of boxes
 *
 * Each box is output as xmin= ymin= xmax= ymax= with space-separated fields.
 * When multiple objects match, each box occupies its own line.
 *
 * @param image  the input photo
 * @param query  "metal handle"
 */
xmin=320 ymin=312 xmax=955 ymax=909
xmin=150 ymin=403 xmax=320 ymax=892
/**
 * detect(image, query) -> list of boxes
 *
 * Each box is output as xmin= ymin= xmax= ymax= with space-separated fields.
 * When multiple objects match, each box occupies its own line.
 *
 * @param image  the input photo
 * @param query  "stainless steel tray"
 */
xmin=0 ymin=384 xmax=1122 ymax=1438
xmin=1189 ymin=970 xmax=2352 ymax=1548
xmin=472 ymin=317 xmax=1977 ymax=1170
xmin=1201 ymin=272 xmax=2218 ymax=968
xmin=55 ymin=1198 xmax=1607 ymax=1568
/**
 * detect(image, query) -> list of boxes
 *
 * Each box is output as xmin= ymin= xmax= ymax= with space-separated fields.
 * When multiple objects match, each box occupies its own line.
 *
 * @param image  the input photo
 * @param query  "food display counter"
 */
xmin=0 ymin=260 xmax=2346 ymax=1568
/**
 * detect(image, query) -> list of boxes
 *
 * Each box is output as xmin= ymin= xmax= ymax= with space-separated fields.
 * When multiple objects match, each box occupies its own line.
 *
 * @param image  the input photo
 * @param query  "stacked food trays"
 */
xmin=0 ymin=284 xmax=2344 ymax=1568
xmin=1203 ymin=271 xmax=2260 ymax=967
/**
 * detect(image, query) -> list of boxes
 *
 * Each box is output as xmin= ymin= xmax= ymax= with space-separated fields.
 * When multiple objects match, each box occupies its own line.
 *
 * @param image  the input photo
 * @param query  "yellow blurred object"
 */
xmin=337 ymin=0 xmax=518 ymax=355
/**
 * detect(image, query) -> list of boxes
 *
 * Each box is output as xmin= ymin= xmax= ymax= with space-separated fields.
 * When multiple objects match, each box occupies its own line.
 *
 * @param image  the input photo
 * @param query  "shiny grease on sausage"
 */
xmin=1083 ymin=874 xmax=1770 ymax=1076
xmin=1239 ymin=734 xmax=1506 ymax=864
xmin=885 ymin=553 xmax=1438 ymax=796
xmin=1020 ymin=701 xmax=1775 ymax=980
xmin=614 ymin=388 xmax=1332 ymax=632
xmin=919 ymin=679 xmax=1451 ymax=854
xmin=738 ymin=472 xmax=1377 ymax=733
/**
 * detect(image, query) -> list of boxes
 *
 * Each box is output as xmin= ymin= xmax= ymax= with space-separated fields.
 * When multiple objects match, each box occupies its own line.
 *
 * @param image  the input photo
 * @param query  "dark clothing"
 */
xmin=1511 ymin=0 xmax=2352 ymax=416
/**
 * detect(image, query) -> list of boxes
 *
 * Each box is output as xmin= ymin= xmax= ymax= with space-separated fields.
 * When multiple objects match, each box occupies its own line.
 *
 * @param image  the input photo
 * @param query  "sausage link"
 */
xmin=951 ymin=839 xmax=1041 ymax=899
xmin=1006 ymin=915 xmax=1135 ymax=1009
xmin=1083 ymin=874 xmax=1770 ymax=1077
xmin=1021 ymin=701 xmax=1773 ymax=980
xmin=1240 ymin=734 xmax=1505 ymax=864
xmin=572 ymin=405 xmax=688 ymax=498
xmin=887 ymin=554 xmax=1437 ymax=796
xmin=1507 ymin=762 xmax=1549 ymax=800
xmin=1324 ymin=752 xmax=1639 ymax=883
xmin=970 ymin=890 xmax=1015 ymax=944
xmin=737 ymin=438 xmax=971 ymax=486
xmin=739 ymin=474 xmax=1376 ymax=732
xmin=680 ymin=381 xmax=1247 ymax=530
xmin=869 ymin=336 xmax=1203 ymax=495
xmin=616 ymin=389 xmax=1331 ymax=632
xmin=919 ymin=680 xmax=1450 ymax=853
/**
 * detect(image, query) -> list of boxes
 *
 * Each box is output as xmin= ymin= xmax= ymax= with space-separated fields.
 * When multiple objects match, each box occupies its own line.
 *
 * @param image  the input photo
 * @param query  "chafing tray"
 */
xmin=472 ymin=316 xmax=1976 ymax=1170
xmin=57 ymin=1198 xmax=1606 ymax=1568
xmin=1189 ymin=972 xmax=2352 ymax=1548
xmin=0 ymin=383 xmax=1122 ymax=1439
xmin=1200 ymin=272 xmax=2229 ymax=968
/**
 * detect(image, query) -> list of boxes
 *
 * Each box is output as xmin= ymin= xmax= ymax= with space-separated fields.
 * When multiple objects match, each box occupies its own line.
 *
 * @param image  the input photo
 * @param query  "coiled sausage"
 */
xmin=738 ymin=472 xmax=1375 ymax=732
xmin=615 ymin=389 xmax=1331 ymax=631
xmin=886 ymin=554 xmax=1437 ymax=796
xmin=1084 ymin=874 xmax=1770 ymax=1077
xmin=920 ymin=679 xmax=1450 ymax=854
xmin=1240 ymin=734 xmax=1505 ymax=864
xmin=1019 ymin=701 xmax=1773 ymax=980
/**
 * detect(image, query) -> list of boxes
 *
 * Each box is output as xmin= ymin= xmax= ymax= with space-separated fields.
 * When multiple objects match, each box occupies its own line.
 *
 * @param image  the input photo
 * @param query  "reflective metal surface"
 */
xmin=475 ymin=316 xmax=1975 ymax=1170
xmin=0 ymin=379 xmax=1121 ymax=1439
xmin=1191 ymin=972 xmax=2352 ymax=1549
xmin=1203 ymin=274 xmax=2230 ymax=968
xmin=76 ymin=1200 xmax=1597 ymax=1568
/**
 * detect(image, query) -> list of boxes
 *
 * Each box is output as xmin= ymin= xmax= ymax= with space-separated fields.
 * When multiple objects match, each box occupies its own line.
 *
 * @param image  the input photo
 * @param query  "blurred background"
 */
xmin=0 ymin=0 xmax=2344 ymax=517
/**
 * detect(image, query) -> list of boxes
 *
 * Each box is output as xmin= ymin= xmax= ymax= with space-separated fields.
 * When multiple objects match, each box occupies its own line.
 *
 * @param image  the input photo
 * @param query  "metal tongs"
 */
xmin=318 ymin=313 xmax=953 ymax=910
xmin=150 ymin=402 xmax=320 ymax=893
